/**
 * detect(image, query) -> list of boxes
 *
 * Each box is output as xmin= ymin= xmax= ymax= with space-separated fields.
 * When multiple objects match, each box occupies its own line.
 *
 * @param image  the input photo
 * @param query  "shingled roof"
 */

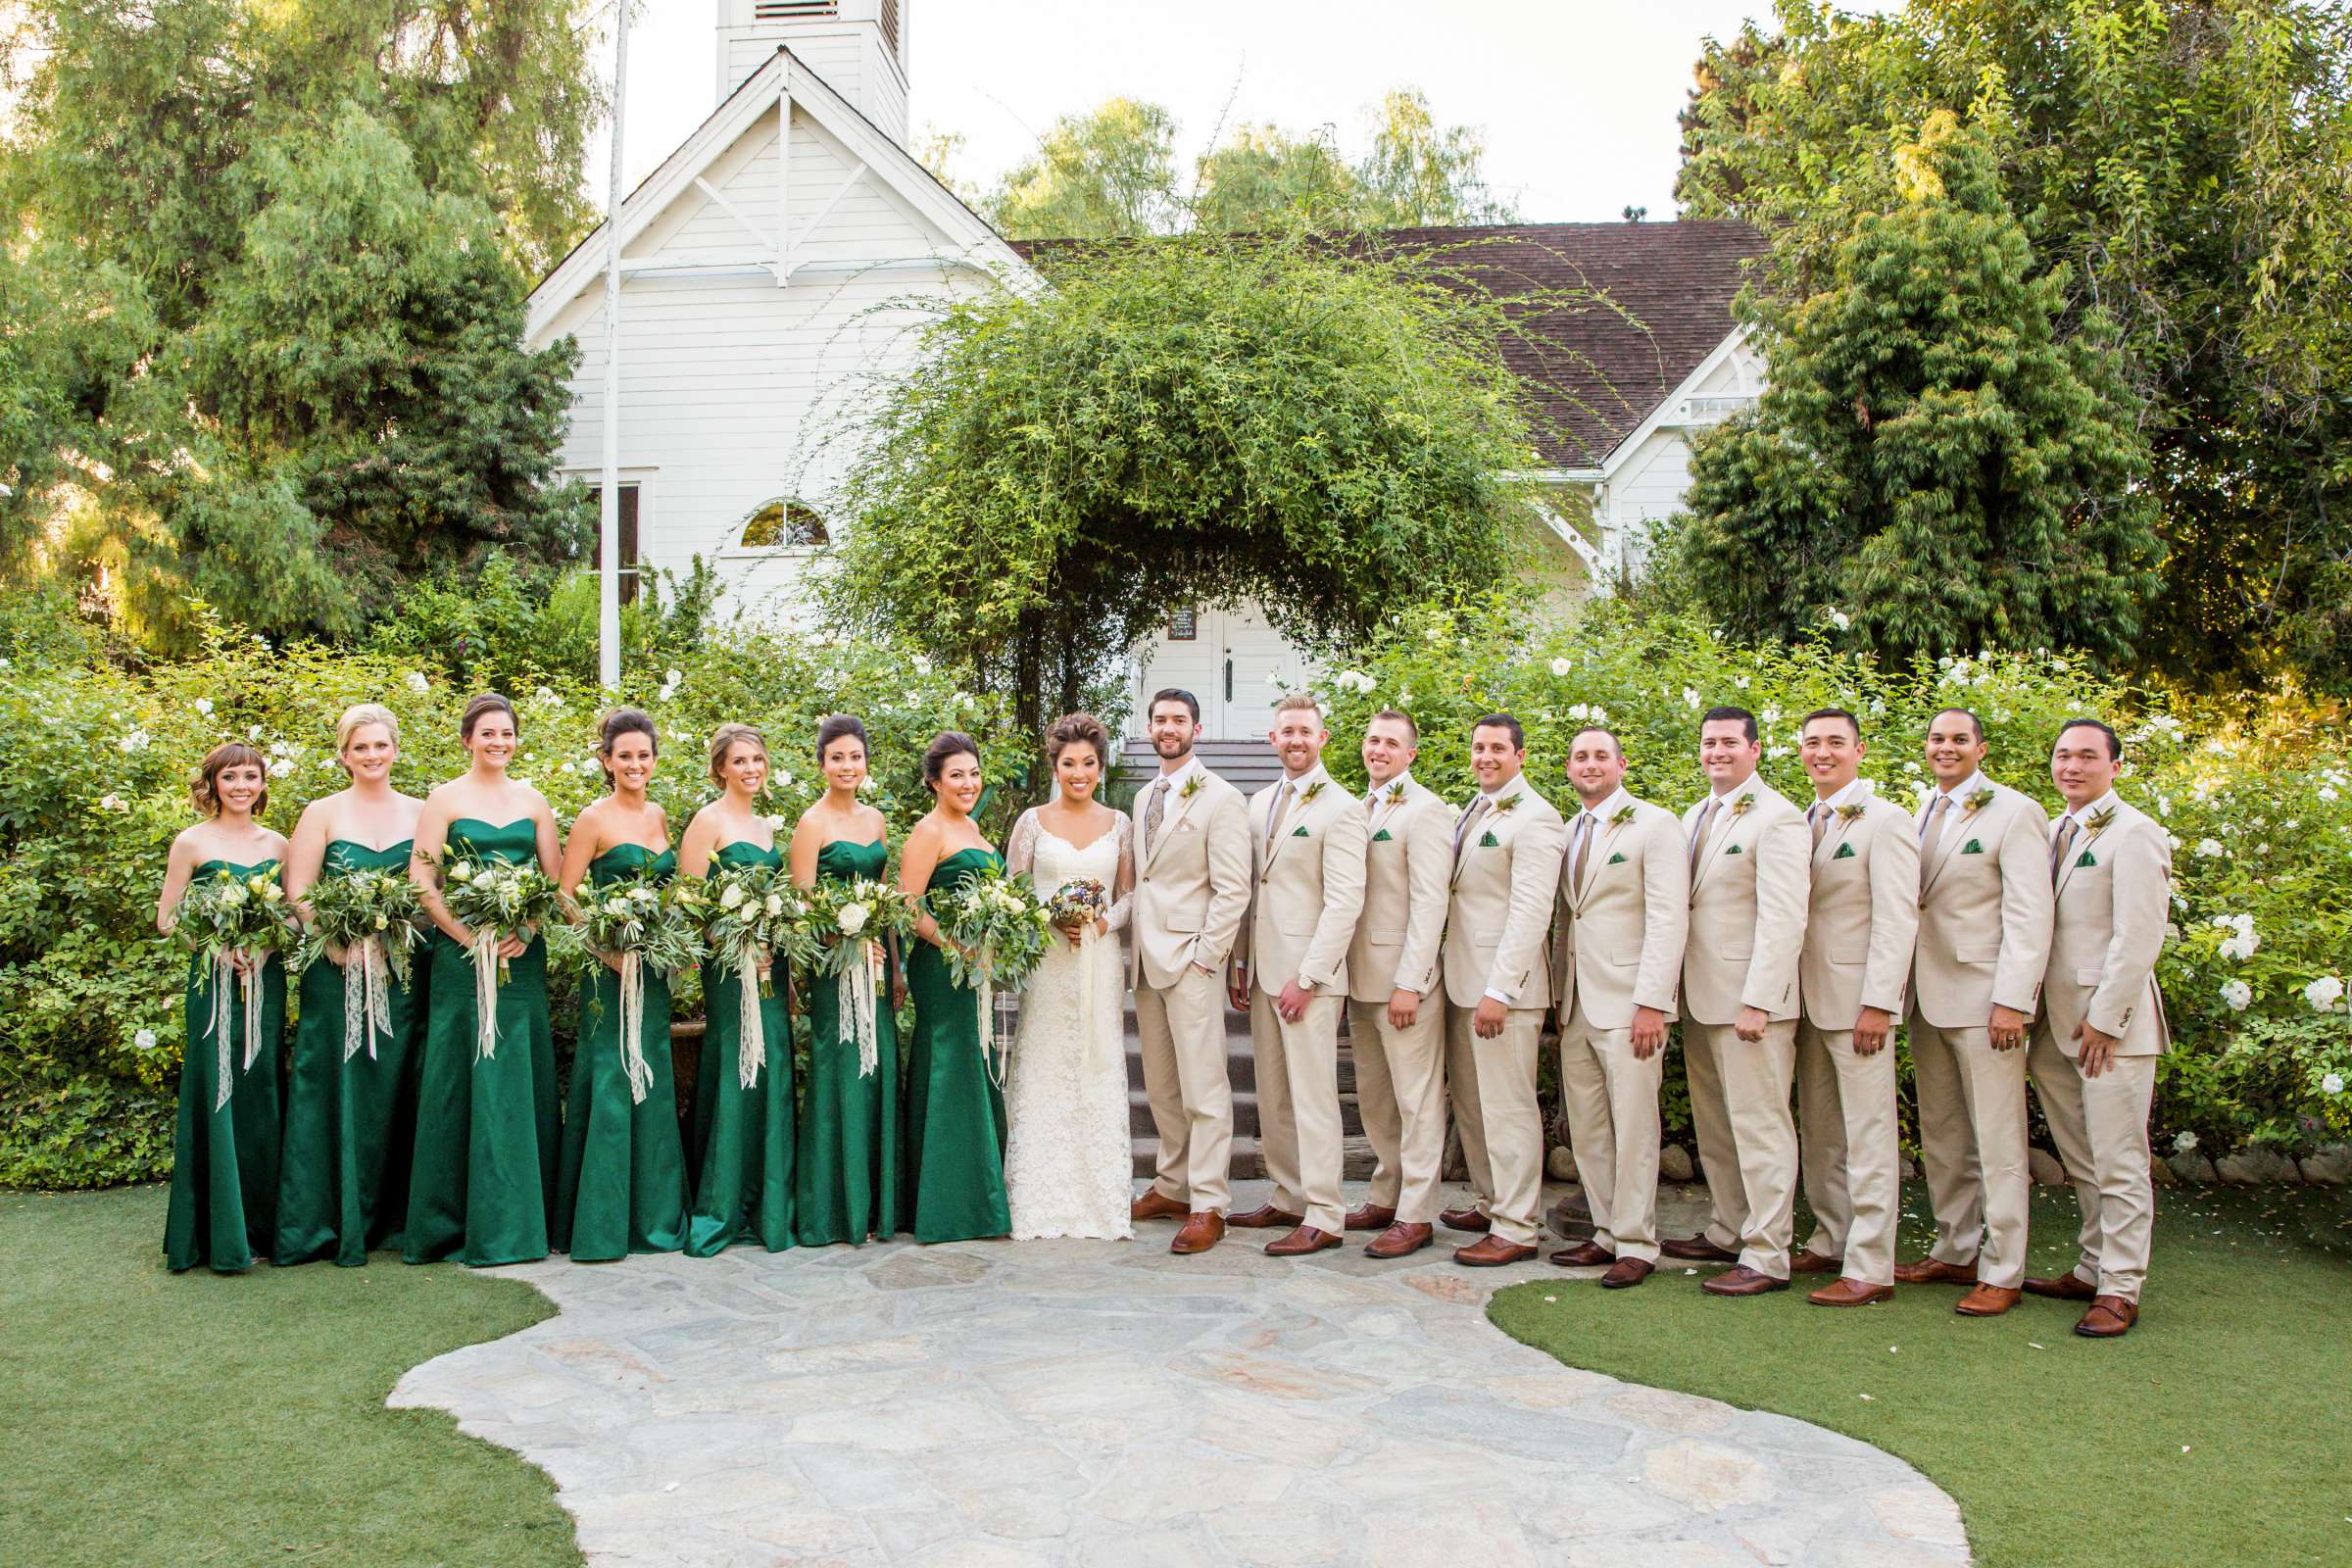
xmin=1010 ymin=219 xmax=1764 ymax=470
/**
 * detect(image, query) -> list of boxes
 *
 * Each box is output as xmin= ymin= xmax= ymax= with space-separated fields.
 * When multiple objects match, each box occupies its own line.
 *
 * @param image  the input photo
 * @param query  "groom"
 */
xmin=1129 ymin=688 xmax=1253 ymax=1254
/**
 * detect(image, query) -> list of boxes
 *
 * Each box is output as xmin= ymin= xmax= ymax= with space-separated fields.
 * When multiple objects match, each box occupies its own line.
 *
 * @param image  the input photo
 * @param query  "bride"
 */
xmin=1002 ymin=711 xmax=1136 ymax=1240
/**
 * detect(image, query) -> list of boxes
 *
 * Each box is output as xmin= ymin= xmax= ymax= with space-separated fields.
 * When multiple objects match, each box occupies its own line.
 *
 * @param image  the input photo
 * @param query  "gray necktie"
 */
xmin=2050 ymin=816 xmax=2080 ymax=883
xmin=1570 ymin=813 xmax=1596 ymax=899
xmin=1689 ymin=797 xmax=1721 ymax=877
xmin=1144 ymin=776 xmax=1171 ymax=856
xmin=1920 ymin=793 xmax=1951 ymax=848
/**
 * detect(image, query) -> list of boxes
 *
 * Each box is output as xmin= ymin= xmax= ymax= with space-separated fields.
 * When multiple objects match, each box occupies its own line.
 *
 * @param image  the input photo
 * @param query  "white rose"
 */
xmin=2174 ymin=1130 xmax=2198 ymax=1152
xmin=664 ymin=668 xmax=683 ymax=686
xmin=1682 ymin=687 xmax=1700 ymax=710
xmin=718 ymin=883 xmax=746 ymax=910
xmin=132 ymin=1028 xmax=158 ymax=1052
xmin=1549 ymin=658 xmax=1571 ymax=677
xmin=269 ymin=759 xmax=293 ymax=778
xmin=604 ymin=897 xmax=629 ymax=917
xmin=220 ymin=883 xmax=248 ymax=908
xmin=1826 ymin=609 xmax=1852 ymax=630
xmin=2324 ymin=1072 xmax=2345 ymax=1096
xmin=406 ymin=671 xmax=430 ymax=694
xmin=2218 ymin=979 xmax=2252 ymax=1011
xmin=448 ymin=862 xmax=472 ymax=883
xmin=837 ymin=903 xmax=870 ymax=937
xmin=2194 ymin=838 xmax=2225 ymax=858
xmin=194 ymin=698 xmax=213 ymax=714
xmin=763 ymin=894 xmax=784 ymax=917
xmin=2304 ymin=976 xmax=2345 ymax=1013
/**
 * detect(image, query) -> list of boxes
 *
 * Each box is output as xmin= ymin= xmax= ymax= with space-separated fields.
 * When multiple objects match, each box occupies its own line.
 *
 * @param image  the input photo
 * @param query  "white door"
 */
xmin=1134 ymin=602 xmax=1306 ymax=739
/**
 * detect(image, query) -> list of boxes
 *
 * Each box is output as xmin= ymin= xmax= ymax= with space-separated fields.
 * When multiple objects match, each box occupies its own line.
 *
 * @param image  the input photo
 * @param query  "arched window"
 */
xmin=738 ymin=498 xmax=829 ymax=550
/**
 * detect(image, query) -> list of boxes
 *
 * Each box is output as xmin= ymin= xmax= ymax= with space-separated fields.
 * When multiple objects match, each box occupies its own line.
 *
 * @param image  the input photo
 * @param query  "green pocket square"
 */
xmin=1724 ymin=843 xmax=1743 ymax=856
xmin=1832 ymin=842 xmax=1856 ymax=860
xmin=2076 ymin=850 xmax=2096 ymax=867
xmin=1291 ymin=824 xmax=1310 ymax=837
xmin=1479 ymin=830 xmax=1501 ymax=848
xmin=1606 ymin=851 xmax=1627 ymax=865
xmin=1370 ymin=828 xmax=1394 ymax=843
xmin=1960 ymin=839 xmax=1984 ymax=855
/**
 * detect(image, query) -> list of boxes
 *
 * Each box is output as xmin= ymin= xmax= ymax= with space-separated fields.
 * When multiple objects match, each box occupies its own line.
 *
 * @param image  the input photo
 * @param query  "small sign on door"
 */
xmin=1168 ymin=608 xmax=1198 ymax=641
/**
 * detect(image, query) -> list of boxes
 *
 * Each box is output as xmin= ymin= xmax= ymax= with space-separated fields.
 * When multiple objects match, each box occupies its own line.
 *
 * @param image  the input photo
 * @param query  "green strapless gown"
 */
xmin=794 ymin=837 xmax=903 ymax=1247
xmin=404 ymin=817 xmax=558 ymax=1266
xmin=273 ymin=840 xmax=424 ymax=1267
xmin=165 ymin=858 xmax=287 ymax=1273
xmin=903 ymin=847 xmax=1012 ymax=1243
xmin=556 ymin=845 xmax=691 ymax=1260
xmin=685 ymin=839 xmax=796 ymax=1255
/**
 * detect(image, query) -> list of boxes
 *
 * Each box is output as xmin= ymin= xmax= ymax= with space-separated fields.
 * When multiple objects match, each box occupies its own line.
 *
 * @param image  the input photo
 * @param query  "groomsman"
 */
xmin=1228 ymin=695 xmax=1368 ymax=1256
xmin=1129 ymin=688 xmax=1252 ymax=1255
xmin=1545 ymin=726 xmax=1688 ymax=1289
xmin=1790 ymin=709 xmax=1920 ymax=1306
xmin=1344 ymin=710 xmax=1454 ymax=1259
xmin=1898 ymin=707 xmax=2052 ymax=1317
xmin=1662 ymin=706 xmax=1809 ymax=1296
xmin=2025 ymin=719 xmax=2171 ymax=1338
xmin=1440 ymin=713 xmax=1567 ymax=1266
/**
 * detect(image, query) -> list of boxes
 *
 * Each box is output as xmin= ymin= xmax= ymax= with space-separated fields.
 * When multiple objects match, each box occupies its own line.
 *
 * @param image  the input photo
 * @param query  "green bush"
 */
xmin=1310 ymin=593 xmax=2352 ymax=1153
xmin=0 ymin=602 xmax=1020 ymax=1190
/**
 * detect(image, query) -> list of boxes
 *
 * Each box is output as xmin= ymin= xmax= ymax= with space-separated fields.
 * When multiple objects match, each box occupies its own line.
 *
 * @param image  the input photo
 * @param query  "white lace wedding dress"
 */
xmin=1003 ymin=808 xmax=1137 ymax=1240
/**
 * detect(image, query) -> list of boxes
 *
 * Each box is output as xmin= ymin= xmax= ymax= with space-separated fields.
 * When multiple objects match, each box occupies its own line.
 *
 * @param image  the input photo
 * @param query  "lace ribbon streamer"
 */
xmin=343 ymin=937 xmax=393 ymax=1064
xmin=838 ymin=940 xmax=881 ymax=1078
xmin=617 ymin=950 xmax=653 ymax=1104
xmin=733 ymin=938 xmax=764 ymax=1091
xmin=207 ymin=952 xmax=237 ymax=1110
xmin=471 ymin=929 xmax=502 ymax=1061
xmin=976 ymin=956 xmax=1004 ymax=1089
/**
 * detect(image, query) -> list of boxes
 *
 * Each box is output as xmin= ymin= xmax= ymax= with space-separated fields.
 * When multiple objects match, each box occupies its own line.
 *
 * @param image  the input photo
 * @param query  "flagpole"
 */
xmin=597 ymin=0 xmax=632 ymax=691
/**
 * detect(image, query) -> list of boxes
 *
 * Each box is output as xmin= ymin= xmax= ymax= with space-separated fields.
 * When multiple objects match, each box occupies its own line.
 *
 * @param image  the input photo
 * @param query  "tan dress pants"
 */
xmin=1682 ymin=1017 xmax=1798 ymax=1279
xmin=1795 ymin=1021 xmax=1901 ymax=1286
xmin=1557 ymin=1001 xmax=1664 ymax=1263
xmin=1347 ymin=996 xmax=1446 ymax=1224
xmin=1250 ymin=986 xmax=1346 ymax=1234
xmin=1444 ymin=1002 xmax=1545 ymax=1246
xmin=1908 ymin=1015 xmax=2033 ymax=1288
xmin=1135 ymin=965 xmax=1233 ymax=1214
xmin=2028 ymin=1027 xmax=2157 ymax=1301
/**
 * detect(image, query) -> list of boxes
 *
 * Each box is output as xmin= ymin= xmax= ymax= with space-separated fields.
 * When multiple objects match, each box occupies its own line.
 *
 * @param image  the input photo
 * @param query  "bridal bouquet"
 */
xmin=172 ymin=865 xmax=301 ymax=1108
xmin=1044 ymin=877 xmax=1110 ymax=934
xmin=296 ymin=867 xmax=425 ymax=1062
xmin=800 ymin=876 xmax=917 ymax=1078
xmin=434 ymin=853 xmax=562 ymax=1060
xmin=679 ymin=863 xmax=808 ymax=1088
xmin=929 ymin=867 xmax=1054 ymax=1081
xmin=554 ymin=873 xmax=701 ymax=1102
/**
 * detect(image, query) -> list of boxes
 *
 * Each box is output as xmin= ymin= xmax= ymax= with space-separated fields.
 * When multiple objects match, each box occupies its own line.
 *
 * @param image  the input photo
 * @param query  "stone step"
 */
xmin=1128 ymin=1132 xmax=1379 ymax=1182
xmin=1124 ymin=1086 xmax=1369 ymax=1140
xmin=1119 ymin=738 xmax=1288 ymax=796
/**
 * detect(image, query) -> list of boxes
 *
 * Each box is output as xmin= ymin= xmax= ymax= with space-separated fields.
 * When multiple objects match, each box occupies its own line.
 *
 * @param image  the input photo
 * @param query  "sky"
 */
xmin=598 ymin=1 xmax=1896 ymax=223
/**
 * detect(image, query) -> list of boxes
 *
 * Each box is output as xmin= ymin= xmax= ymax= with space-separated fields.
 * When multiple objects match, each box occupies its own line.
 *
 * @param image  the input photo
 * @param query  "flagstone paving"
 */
xmin=392 ymin=1181 xmax=1969 ymax=1567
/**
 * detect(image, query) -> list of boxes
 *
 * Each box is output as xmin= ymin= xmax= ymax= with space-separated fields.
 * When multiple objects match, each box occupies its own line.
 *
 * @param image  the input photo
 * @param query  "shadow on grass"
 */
xmin=0 ymin=1185 xmax=581 ymax=1567
xmin=1489 ymin=1181 xmax=2352 ymax=1568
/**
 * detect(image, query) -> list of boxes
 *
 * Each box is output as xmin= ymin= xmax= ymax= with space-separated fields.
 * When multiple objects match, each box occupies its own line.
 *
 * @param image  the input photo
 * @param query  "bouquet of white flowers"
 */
xmin=296 ymin=867 xmax=425 ymax=1062
xmin=433 ymin=853 xmax=562 ymax=1060
xmin=678 ymin=863 xmax=808 ymax=1089
xmin=553 ymin=873 xmax=701 ymax=1102
xmin=800 ymin=876 xmax=917 ymax=1078
xmin=927 ymin=865 xmax=1054 ymax=1081
xmin=172 ymin=865 xmax=300 ymax=1107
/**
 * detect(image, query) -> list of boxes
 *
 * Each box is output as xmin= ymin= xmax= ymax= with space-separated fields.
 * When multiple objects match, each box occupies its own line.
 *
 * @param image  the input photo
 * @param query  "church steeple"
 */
xmin=715 ymin=0 xmax=910 ymax=145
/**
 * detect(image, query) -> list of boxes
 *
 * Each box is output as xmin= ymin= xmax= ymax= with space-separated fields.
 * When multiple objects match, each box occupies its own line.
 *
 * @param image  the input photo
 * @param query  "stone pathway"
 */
xmin=392 ymin=1181 xmax=1969 ymax=1567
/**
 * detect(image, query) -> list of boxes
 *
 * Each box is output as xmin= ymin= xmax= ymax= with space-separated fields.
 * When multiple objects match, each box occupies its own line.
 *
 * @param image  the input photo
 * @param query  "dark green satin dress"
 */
xmin=165 ymin=858 xmax=287 ymax=1274
xmin=403 ymin=817 xmax=559 ymax=1266
xmin=903 ymin=847 xmax=1012 ymax=1243
xmin=794 ymin=837 xmax=903 ymax=1247
xmin=685 ymin=840 xmax=796 ymax=1256
xmin=555 ymin=844 xmax=690 ymax=1260
xmin=273 ymin=840 xmax=424 ymax=1267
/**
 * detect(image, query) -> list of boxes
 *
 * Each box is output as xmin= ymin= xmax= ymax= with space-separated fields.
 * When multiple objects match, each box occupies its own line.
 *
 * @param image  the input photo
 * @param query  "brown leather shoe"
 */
xmin=1660 ymin=1234 xmax=1739 ymax=1263
xmin=1264 ymin=1225 xmax=1343 ymax=1257
xmin=1169 ymin=1211 xmax=1225 ymax=1254
xmin=1344 ymin=1202 xmax=1396 ymax=1233
xmin=1808 ymin=1276 xmax=1894 ymax=1307
xmin=2023 ymin=1271 xmax=2098 ymax=1301
xmin=1788 ymin=1248 xmax=1843 ymax=1276
xmin=1894 ymin=1255 xmax=1979 ymax=1286
xmin=1548 ymin=1240 xmax=1616 ymax=1268
xmin=1699 ymin=1264 xmax=1789 ymax=1297
xmin=1954 ymin=1283 xmax=2023 ymax=1317
xmin=1227 ymin=1202 xmax=1304 ymax=1230
xmin=1365 ymin=1222 xmax=1433 ymax=1258
xmin=1599 ymin=1257 xmax=1654 ymax=1290
xmin=1131 ymin=1189 xmax=1189 ymax=1223
xmin=1453 ymin=1235 xmax=1538 ymax=1267
xmin=1438 ymin=1206 xmax=1491 ymax=1233
xmin=2074 ymin=1295 xmax=2138 ymax=1338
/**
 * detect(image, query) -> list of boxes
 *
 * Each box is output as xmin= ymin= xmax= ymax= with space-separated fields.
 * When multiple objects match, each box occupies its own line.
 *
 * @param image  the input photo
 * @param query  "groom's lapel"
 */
xmin=1144 ymin=773 xmax=1202 ymax=872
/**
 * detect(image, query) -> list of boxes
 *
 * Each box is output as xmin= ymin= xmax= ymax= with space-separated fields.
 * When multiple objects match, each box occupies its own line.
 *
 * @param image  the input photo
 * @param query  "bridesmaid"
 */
xmin=404 ymin=693 xmax=564 ymax=1266
xmin=158 ymin=743 xmax=289 ymax=1272
xmin=677 ymin=722 xmax=795 ymax=1254
xmin=791 ymin=714 xmax=904 ymax=1246
xmin=898 ymin=731 xmax=1012 ymax=1243
xmin=553 ymin=709 xmax=690 ymax=1260
xmin=273 ymin=705 xmax=426 ymax=1266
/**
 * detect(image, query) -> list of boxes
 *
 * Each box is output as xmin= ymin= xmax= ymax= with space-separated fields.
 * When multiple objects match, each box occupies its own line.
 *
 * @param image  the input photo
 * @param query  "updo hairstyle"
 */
xmin=707 ymin=721 xmax=768 ymax=785
xmin=598 ymin=708 xmax=659 ymax=789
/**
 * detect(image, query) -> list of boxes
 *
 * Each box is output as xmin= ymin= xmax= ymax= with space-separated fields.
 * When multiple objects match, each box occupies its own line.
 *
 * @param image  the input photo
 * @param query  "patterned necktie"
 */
xmin=1453 ymin=794 xmax=1491 ymax=858
xmin=1688 ymin=797 xmax=1721 ymax=877
xmin=1571 ymin=812 xmax=1596 ymax=898
xmin=1809 ymin=803 xmax=1827 ymax=851
xmin=2050 ymin=816 xmax=2080 ymax=884
xmin=1265 ymin=780 xmax=1294 ymax=853
xmin=1920 ymin=793 xmax=1951 ymax=848
xmin=1144 ymin=776 xmax=1171 ymax=857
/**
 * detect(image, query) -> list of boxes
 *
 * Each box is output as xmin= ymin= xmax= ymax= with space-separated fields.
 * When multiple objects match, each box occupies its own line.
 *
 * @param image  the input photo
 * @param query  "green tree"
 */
xmin=1676 ymin=0 xmax=2352 ymax=691
xmin=1676 ymin=116 xmax=2164 ymax=665
xmin=985 ymin=97 xmax=1185 ymax=240
xmin=1193 ymin=122 xmax=1360 ymax=233
xmin=1353 ymin=89 xmax=1516 ymax=227
xmin=823 ymin=234 xmax=1558 ymax=739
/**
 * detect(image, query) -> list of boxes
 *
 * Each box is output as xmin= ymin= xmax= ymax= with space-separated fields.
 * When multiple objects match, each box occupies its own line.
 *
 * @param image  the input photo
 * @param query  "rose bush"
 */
xmin=1312 ymin=593 xmax=2352 ymax=1156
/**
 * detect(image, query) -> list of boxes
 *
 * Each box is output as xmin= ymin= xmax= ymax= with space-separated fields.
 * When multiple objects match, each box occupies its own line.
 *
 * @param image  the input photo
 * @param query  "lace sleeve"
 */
xmin=1005 ymin=808 xmax=1040 ymax=878
xmin=1104 ymin=811 xmax=1137 ymax=934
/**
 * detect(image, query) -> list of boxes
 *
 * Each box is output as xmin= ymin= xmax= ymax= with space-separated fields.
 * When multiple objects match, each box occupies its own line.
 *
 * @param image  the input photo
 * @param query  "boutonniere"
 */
xmin=1492 ymin=793 xmax=1520 ymax=814
xmin=1730 ymin=792 xmax=1756 ymax=818
xmin=1383 ymin=779 xmax=1407 ymax=806
xmin=1963 ymin=788 xmax=1995 ymax=815
xmin=2083 ymin=805 xmax=2117 ymax=839
xmin=1835 ymin=803 xmax=1867 ymax=824
xmin=1179 ymin=775 xmax=1204 ymax=801
xmin=1609 ymin=805 xmax=1636 ymax=827
xmin=1299 ymin=780 xmax=1326 ymax=807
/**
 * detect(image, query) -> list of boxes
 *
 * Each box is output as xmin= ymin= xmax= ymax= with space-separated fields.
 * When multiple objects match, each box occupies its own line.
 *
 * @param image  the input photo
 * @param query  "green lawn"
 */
xmin=1492 ymin=1181 xmax=2352 ymax=1568
xmin=0 ymin=1186 xmax=580 ymax=1567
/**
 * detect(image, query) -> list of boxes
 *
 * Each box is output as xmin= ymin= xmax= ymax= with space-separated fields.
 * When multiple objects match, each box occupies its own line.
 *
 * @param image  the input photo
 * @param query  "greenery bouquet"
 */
xmin=434 ymin=854 xmax=562 ymax=1061
xmin=554 ymin=873 xmax=701 ymax=1102
xmin=678 ymin=862 xmax=808 ymax=1089
xmin=928 ymin=866 xmax=1054 ymax=1080
xmin=172 ymin=865 xmax=300 ymax=1107
xmin=295 ymin=866 xmax=425 ymax=1063
xmin=801 ymin=877 xmax=918 ymax=1078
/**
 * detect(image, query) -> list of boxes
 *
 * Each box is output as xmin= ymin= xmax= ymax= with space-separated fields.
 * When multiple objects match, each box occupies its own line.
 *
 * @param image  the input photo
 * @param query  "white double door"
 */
xmin=1134 ymin=603 xmax=1308 ymax=740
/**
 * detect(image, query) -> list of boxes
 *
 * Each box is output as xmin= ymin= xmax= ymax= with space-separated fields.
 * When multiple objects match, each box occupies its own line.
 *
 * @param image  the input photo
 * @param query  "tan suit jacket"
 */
xmin=1347 ymin=776 xmax=1452 ymax=1002
xmin=1241 ymin=768 xmax=1368 ymax=995
xmin=1912 ymin=782 xmax=2052 ymax=1026
xmin=1798 ymin=791 xmax=1920 ymax=1029
xmin=1681 ymin=778 xmax=1809 ymax=1025
xmin=1551 ymin=795 xmax=1688 ymax=1029
xmin=1130 ymin=765 xmax=1252 ymax=990
xmin=1440 ymin=775 xmax=1567 ymax=1010
xmin=2042 ymin=797 xmax=2172 ymax=1057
